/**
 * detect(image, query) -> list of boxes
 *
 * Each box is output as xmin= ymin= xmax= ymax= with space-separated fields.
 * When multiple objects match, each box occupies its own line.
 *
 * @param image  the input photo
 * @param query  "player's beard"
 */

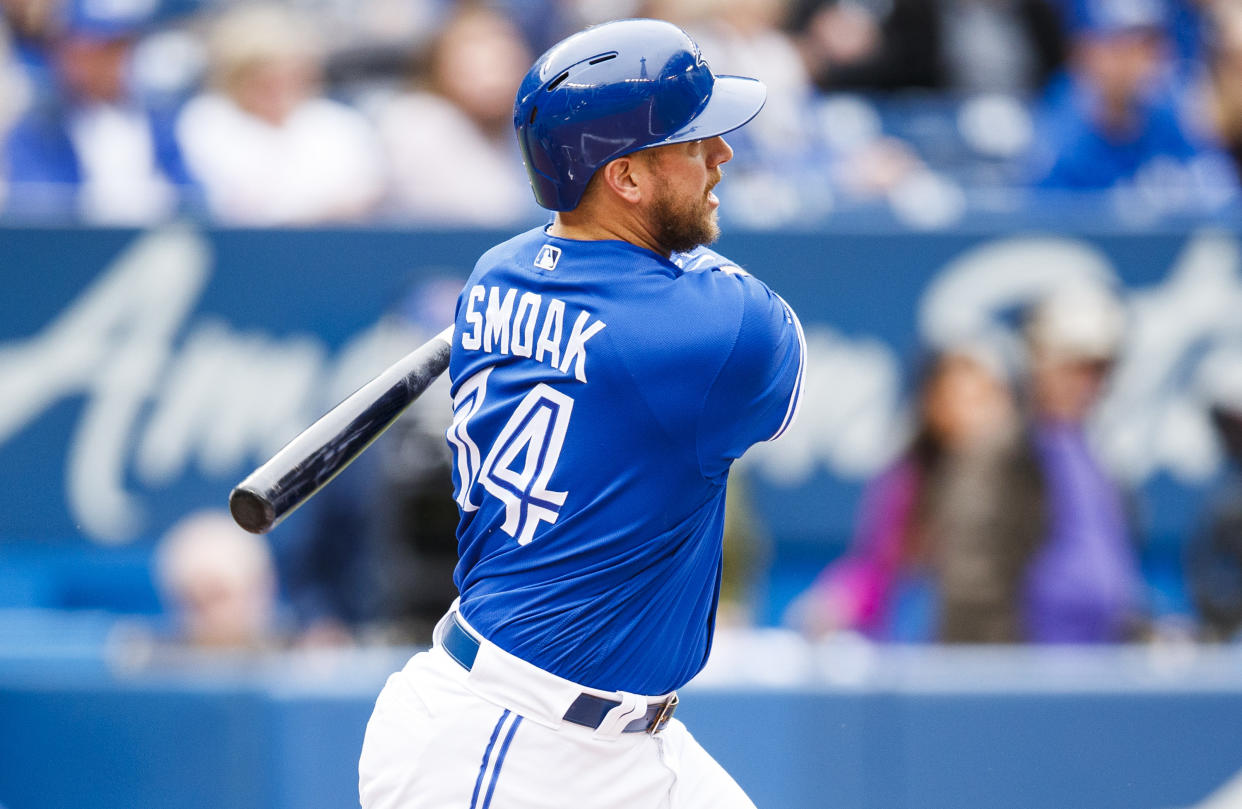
xmin=649 ymin=176 xmax=721 ymax=255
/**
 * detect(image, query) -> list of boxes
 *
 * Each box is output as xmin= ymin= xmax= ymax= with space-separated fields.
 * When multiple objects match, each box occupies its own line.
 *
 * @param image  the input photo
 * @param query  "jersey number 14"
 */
xmin=446 ymin=368 xmax=574 ymax=545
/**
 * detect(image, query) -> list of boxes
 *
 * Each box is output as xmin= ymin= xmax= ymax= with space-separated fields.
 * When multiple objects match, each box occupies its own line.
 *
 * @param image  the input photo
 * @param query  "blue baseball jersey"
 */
xmin=446 ymin=226 xmax=804 ymax=695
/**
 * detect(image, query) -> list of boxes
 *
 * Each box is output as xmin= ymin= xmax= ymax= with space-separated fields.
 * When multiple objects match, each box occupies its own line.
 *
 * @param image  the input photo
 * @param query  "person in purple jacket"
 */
xmin=1021 ymin=282 xmax=1144 ymax=643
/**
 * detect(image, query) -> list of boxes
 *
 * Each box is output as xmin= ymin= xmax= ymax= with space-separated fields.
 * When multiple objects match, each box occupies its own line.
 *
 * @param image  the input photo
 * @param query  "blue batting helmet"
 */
xmin=514 ymin=18 xmax=767 ymax=212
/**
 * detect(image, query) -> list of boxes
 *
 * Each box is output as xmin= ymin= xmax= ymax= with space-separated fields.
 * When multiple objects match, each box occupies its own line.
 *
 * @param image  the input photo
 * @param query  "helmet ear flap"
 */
xmin=513 ymin=19 xmax=765 ymax=212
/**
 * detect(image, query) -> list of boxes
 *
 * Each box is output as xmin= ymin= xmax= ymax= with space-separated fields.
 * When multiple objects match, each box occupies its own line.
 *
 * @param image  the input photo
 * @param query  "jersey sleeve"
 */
xmin=696 ymin=268 xmax=805 ymax=480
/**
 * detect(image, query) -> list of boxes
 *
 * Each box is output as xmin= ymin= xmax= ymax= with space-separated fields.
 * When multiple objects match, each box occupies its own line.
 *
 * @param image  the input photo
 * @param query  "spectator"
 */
xmin=1020 ymin=283 xmax=1144 ymax=642
xmin=791 ymin=0 xmax=1064 ymax=94
xmin=2 ymin=0 xmax=190 ymax=223
xmin=928 ymin=346 xmax=1046 ymax=643
xmin=1204 ymin=0 xmax=1242 ymax=184
xmin=374 ymin=5 xmax=539 ymax=226
xmin=153 ymin=510 xmax=279 ymax=649
xmin=791 ymin=0 xmax=941 ymax=91
xmin=789 ymin=343 xmax=1045 ymax=642
xmin=176 ymin=3 xmax=384 ymax=225
xmin=680 ymin=0 xmax=813 ymax=154
xmin=2 ymin=0 xmax=62 ymax=97
xmin=491 ymin=0 xmax=578 ymax=54
xmin=1187 ymin=400 xmax=1242 ymax=642
xmin=0 ymin=19 xmax=29 ymax=205
xmin=1051 ymin=0 xmax=1212 ymax=73
xmin=938 ymin=0 xmax=1067 ymax=94
xmin=669 ymin=0 xmax=841 ymax=224
xmin=282 ymin=409 xmax=459 ymax=646
xmin=285 ymin=378 xmax=459 ymax=646
xmin=1026 ymin=0 xmax=1237 ymax=209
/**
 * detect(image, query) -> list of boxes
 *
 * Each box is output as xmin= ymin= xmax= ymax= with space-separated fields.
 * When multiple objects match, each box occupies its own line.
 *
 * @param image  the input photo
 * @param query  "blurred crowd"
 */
xmin=4 ymin=0 xmax=1242 ymax=226
xmin=786 ymin=281 xmax=1242 ymax=645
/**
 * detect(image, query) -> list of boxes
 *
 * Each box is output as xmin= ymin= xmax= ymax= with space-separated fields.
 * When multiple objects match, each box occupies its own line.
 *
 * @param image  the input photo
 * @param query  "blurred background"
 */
xmin=4 ymin=0 xmax=1242 ymax=807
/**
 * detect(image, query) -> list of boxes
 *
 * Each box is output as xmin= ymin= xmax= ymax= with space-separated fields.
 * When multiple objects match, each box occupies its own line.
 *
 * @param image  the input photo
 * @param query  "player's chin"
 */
xmin=706 ymin=199 xmax=721 ymax=232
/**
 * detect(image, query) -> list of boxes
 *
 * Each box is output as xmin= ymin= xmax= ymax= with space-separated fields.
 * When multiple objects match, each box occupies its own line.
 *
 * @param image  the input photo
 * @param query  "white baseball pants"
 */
xmin=359 ymin=612 xmax=756 ymax=809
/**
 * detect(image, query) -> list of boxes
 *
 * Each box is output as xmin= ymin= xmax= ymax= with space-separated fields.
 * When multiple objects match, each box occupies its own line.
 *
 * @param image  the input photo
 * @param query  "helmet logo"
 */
xmin=534 ymin=245 xmax=562 ymax=271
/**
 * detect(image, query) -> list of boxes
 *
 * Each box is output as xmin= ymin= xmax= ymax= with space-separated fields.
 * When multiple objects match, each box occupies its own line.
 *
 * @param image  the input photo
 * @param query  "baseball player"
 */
xmin=359 ymin=18 xmax=805 ymax=809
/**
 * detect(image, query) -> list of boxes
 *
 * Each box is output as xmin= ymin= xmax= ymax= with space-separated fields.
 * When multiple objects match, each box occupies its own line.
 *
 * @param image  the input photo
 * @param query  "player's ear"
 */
xmin=600 ymin=156 xmax=644 ymax=205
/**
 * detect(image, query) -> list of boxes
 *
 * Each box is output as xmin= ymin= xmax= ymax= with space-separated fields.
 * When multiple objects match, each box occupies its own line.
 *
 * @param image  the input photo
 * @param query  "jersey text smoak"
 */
xmin=459 ymin=285 xmax=606 ymax=382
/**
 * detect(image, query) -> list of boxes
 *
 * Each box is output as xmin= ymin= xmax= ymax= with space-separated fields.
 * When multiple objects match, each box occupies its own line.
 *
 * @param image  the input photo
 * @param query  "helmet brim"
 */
xmin=660 ymin=75 xmax=767 ymax=146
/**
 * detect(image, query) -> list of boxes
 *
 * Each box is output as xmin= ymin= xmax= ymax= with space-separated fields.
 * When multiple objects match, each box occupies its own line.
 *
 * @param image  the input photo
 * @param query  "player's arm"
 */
xmin=696 ymin=269 xmax=805 ymax=479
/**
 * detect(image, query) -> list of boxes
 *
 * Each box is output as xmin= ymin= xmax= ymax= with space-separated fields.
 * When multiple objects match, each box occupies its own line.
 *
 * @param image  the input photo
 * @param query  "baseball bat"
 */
xmin=229 ymin=326 xmax=453 ymax=534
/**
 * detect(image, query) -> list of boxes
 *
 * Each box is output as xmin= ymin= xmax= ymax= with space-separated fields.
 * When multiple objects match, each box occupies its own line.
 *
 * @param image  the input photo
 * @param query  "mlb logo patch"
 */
xmin=534 ymin=244 xmax=562 ymax=271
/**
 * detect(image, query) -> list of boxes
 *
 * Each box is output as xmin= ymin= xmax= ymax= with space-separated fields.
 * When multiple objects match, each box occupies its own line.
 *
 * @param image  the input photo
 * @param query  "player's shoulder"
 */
xmin=671 ymin=245 xmax=751 ymax=278
xmin=648 ymin=246 xmax=798 ymax=375
xmin=668 ymin=245 xmax=784 ymax=317
xmin=673 ymin=246 xmax=801 ymax=358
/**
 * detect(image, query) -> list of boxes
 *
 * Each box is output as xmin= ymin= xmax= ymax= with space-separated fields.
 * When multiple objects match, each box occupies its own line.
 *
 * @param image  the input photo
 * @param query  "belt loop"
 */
xmin=442 ymin=612 xmax=480 ymax=671
xmin=592 ymin=692 xmax=647 ymax=739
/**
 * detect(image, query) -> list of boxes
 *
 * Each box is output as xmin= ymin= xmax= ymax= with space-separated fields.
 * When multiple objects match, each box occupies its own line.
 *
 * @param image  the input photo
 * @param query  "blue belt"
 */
xmin=442 ymin=613 xmax=678 ymax=734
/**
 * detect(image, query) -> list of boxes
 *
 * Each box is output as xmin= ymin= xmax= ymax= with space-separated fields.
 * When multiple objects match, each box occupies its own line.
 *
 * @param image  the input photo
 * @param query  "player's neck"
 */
xmin=549 ymin=208 xmax=669 ymax=258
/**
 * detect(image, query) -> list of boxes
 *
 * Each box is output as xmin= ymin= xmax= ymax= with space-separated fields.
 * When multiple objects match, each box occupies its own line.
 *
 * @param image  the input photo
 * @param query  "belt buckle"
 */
xmin=647 ymin=693 xmax=678 ymax=734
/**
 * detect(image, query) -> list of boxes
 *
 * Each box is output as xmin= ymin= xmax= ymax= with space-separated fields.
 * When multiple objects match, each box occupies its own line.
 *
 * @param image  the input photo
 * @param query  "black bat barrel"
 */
xmin=229 ymin=329 xmax=452 ymax=533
